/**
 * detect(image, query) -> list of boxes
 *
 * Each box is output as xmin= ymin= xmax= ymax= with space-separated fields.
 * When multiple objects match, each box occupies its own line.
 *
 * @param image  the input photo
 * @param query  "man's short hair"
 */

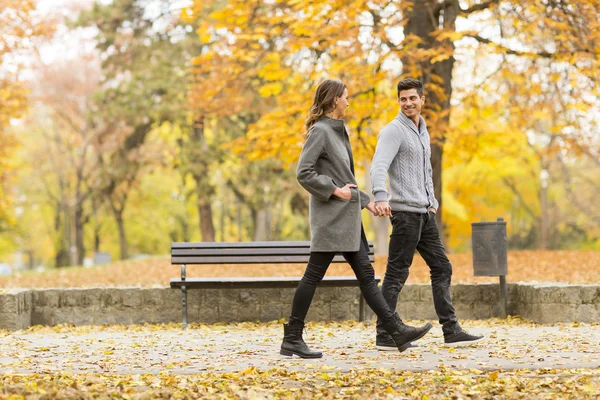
xmin=397 ymin=78 xmax=424 ymax=98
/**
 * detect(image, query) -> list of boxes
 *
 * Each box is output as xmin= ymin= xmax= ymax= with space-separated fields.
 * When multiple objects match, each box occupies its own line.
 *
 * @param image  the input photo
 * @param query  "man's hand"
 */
xmin=375 ymin=201 xmax=392 ymax=217
xmin=332 ymin=184 xmax=357 ymax=201
xmin=428 ymin=207 xmax=437 ymax=214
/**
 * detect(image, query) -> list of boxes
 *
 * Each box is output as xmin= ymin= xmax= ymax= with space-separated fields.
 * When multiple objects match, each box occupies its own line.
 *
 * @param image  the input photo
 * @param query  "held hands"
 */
xmin=368 ymin=201 xmax=391 ymax=217
xmin=333 ymin=183 xmax=357 ymax=201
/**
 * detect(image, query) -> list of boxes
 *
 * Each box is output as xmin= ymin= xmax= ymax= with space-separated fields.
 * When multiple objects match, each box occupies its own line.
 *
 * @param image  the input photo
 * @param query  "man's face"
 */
xmin=398 ymin=88 xmax=425 ymax=119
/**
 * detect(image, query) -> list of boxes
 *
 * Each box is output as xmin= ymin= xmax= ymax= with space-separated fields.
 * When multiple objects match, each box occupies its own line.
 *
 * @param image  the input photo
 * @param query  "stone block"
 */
xmin=219 ymin=304 xmax=239 ymax=322
xmin=0 ymin=292 xmax=14 ymax=314
xmin=400 ymin=285 xmax=426 ymax=302
xmin=239 ymin=289 xmax=258 ymax=304
xmin=403 ymin=301 xmax=437 ymax=321
xmin=453 ymin=303 xmax=474 ymax=320
xmin=99 ymin=289 xmax=124 ymax=308
xmin=572 ymin=304 xmax=600 ymax=323
xmin=533 ymin=285 xmax=572 ymax=304
xmin=237 ymin=305 xmax=260 ymax=322
xmin=470 ymin=305 xmax=493 ymax=319
xmin=479 ymin=284 xmax=501 ymax=304
xmin=0 ymin=290 xmax=31 ymax=331
xmin=330 ymin=303 xmax=351 ymax=321
xmin=32 ymin=290 xmax=59 ymax=308
xmin=313 ymin=287 xmax=338 ymax=303
xmin=221 ymin=288 xmax=240 ymax=303
xmin=278 ymin=288 xmax=296 ymax=304
xmin=31 ymin=308 xmax=55 ymax=326
xmin=186 ymin=290 xmax=203 ymax=307
xmin=579 ymin=286 xmax=600 ymax=304
xmin=450 ymin=285 xmax=479 ymax=303
xmin=163 ymin=289 xmax=182 ymax=308
xmin=348 ymin=301 xmax=360 ymax=321
xmin=198 ymin=306 xmax=220 ymax=324
xmin=152 ymin=308 xmax=180 ymax=324
xmin=260 ymin=289 xmax=282 ymax=305
xmin=305 ymin=302 xmax=330 ymax=322
xmin=122 ymin=290 xmax=143 ymax=308
xmin=55 ymin=307 xmax=96 ymax=326
xmin=338 ymin=287 xmax=360 ymax=303
xmin=260 ymin=304 xmax=283 ymax=322
xmin=141 ymin=288 xmax=166 ymax=307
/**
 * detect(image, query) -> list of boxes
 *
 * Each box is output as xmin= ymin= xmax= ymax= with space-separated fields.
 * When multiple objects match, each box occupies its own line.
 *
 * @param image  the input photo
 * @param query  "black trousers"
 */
xmin=377 ymin=210 xmax=458 ymax=336
xmin=290 ymin=229 xmax=396 ymax=324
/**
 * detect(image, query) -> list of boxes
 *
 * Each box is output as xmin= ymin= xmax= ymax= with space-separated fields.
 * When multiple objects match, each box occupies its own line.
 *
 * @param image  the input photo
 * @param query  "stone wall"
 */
xmin=0 ymin=289 xmax=31 ymax=331
xmin=0 ymin=283 xmax=599 ymax=331
xmin=511 ymin=284 xmax=600 ymax=324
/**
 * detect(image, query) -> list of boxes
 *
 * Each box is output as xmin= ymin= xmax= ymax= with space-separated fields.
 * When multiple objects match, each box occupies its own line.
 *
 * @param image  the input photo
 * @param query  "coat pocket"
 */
xmin=349 ymin=187 xmax=358 ymax=203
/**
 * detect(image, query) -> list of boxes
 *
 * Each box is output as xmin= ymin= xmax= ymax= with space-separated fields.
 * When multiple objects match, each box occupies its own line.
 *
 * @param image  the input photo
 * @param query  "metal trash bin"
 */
xmin=471 ymin=217 xmax=508 ymax=316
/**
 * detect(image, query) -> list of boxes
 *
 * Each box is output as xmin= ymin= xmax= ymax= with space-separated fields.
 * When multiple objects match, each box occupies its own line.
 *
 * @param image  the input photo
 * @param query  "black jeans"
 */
xmin=290 ymin=229 xmax=396 ymax=325
xmin=377 ymin=210 xmax=458 ymax=336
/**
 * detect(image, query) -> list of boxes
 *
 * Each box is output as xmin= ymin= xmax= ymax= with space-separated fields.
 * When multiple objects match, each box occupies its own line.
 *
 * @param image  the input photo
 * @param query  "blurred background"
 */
xmin=0 ymin=0 xmax=598 ymax=276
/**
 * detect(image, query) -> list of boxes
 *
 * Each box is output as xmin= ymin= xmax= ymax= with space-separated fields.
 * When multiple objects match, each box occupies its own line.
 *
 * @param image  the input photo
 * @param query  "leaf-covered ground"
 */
xmin=1 ymin=368 xmax=599 ymax=399
xmin=1 ymin=250 xmax=599 ymax=289
xmin=1 ymin=318 xmax=599 ymax=399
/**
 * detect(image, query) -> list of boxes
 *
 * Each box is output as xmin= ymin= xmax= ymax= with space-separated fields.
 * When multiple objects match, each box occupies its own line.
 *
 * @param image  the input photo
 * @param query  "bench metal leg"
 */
xmin=359 ymin=294 xmax=366 ymax=322
xmin=181 ymin=264 xmax=188 ymax=329
xmin=181 ymin=285 xmax=188 ymax=329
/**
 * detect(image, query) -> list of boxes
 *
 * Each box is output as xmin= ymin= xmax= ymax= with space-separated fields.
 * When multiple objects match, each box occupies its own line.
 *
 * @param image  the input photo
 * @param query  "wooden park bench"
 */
xmin=170 ymin=241 xmax=379 ymax=328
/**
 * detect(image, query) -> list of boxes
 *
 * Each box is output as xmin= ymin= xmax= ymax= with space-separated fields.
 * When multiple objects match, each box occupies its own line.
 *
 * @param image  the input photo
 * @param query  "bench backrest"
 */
xmin=171 ymin=241 xmax=375 ymax=265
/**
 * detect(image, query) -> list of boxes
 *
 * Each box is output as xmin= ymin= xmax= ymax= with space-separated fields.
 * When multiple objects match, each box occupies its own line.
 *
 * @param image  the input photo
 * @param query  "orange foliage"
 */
xmin=1 ymin=250 xmax=598 ymax=289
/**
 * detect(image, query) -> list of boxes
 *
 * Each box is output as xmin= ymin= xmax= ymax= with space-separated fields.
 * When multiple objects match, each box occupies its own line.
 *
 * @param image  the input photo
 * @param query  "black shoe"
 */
xmin=383 ymin=314 xmax=432 ymax=352
xmin=280 ymin=319 xmax=323 ymax=359
xmin=376 ymin=334 xmax=418 ymax=352
xmin=444 ymin=328 xmax=485 ymax=347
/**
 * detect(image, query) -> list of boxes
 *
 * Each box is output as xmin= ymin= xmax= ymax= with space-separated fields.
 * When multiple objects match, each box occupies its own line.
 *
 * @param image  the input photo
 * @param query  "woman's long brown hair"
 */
xmin=304 ymin=79 xmax=346 ymax=136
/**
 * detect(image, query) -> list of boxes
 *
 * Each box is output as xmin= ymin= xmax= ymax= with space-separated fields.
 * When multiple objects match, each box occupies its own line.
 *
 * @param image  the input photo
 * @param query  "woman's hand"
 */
xmin=366 ymin=202 xmax=379 ymax=215
xmin=332 ymin=183 xmax=357 ymax=201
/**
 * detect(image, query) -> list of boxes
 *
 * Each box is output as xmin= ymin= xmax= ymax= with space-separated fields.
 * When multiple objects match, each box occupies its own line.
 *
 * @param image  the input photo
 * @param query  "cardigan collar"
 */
xmin=397 ymin=110 xmax=427 ymax=135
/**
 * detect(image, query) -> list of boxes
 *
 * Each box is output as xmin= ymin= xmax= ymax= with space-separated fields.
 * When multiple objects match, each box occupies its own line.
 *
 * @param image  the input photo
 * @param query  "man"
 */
xmin=370 ymin=78 xmax=484 ymax=350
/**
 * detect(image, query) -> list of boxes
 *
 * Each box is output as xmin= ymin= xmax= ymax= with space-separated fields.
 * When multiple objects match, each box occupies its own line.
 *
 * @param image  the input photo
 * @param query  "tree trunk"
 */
xmin=115 ymin=212 xmax=128 ymax=260
xmin=253 ymin=207 xmax=273 ymax=241
xmin=74 ymin=203 xmax=86 ymax=265
xmin=403 ymin=0 xmax=458 ymax=242
xmin=191 ymin=116 xmax=216 ymax=242
xmin=53 ymin=202 xmax=70 ymax=267
xmin=198 ymin=197 xmax=215 ymax=242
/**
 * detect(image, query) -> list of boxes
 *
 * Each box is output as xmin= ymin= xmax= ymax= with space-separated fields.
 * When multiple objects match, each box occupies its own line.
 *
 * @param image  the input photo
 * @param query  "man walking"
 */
xmin=370 ymin=78 xmax=484 ymax=350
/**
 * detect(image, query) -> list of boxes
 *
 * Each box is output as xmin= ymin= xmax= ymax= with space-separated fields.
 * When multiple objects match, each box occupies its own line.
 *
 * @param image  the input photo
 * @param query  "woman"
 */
xmin=280 ymin=79 xmax=432 ymax=359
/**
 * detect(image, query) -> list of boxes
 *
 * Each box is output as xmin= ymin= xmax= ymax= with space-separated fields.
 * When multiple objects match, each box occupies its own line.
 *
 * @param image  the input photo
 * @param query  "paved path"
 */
xmin=0 ymin=320 xmax=598 ymax=375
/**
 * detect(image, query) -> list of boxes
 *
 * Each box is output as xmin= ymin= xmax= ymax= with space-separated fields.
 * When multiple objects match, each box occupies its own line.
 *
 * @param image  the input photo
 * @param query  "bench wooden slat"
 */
xmin=170 ymin=276 xmax=380 ymax=289
xmin=172 ymin=241 xmax=313 ymax=249
xmin=172 ymin=255 xmax=375 ymax=264
xmin=171 ymin=247 xmax=374 ymax=257
xmin=172 ymin=241 xmax=374 ymax=250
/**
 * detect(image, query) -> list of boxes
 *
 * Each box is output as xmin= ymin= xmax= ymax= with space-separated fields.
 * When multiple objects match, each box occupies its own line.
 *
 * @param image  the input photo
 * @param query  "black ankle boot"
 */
xmin=382 ymin=313 xmax=432 ymax=352
xmin=280 ymin=319 xmax=323 ymax=359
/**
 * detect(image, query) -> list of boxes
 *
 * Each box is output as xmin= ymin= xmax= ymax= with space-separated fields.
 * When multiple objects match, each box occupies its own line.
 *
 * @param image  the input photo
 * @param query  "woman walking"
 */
xmin=280 ymin=79 xmax=432 ymax=358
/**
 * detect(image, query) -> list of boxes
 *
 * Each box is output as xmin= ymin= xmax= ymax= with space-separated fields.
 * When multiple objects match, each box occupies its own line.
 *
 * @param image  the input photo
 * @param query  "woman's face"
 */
xmin=333 ymin=88 xmax=349 ymax=118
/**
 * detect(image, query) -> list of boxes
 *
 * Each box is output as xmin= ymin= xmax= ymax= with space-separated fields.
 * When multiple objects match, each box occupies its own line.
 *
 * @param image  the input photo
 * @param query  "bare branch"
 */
xmin=465 ymin=34 xmax=555 ymax=58
xmin=460 ymin=0 xmax=500 ymax=15
xmin=502 ymin=177 xmax=538 ymax=220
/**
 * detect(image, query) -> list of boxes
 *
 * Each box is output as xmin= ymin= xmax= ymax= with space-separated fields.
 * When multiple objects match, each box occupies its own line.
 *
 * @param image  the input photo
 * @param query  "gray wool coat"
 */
xmin=296 ymin=116 xmax=370 ymax=252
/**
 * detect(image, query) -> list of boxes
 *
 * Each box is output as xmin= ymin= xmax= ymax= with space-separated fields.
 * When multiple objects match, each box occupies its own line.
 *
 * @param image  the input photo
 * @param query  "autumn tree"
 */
xmin=189 ymin=0 xmax=600 ymax=248
xmin=0 ymin=0 xmax=50 ymax=226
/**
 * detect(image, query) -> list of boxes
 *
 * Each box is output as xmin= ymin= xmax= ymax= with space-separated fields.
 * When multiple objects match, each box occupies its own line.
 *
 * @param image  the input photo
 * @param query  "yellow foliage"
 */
xmin=0 ymin=0 xmax=51 ymax=221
